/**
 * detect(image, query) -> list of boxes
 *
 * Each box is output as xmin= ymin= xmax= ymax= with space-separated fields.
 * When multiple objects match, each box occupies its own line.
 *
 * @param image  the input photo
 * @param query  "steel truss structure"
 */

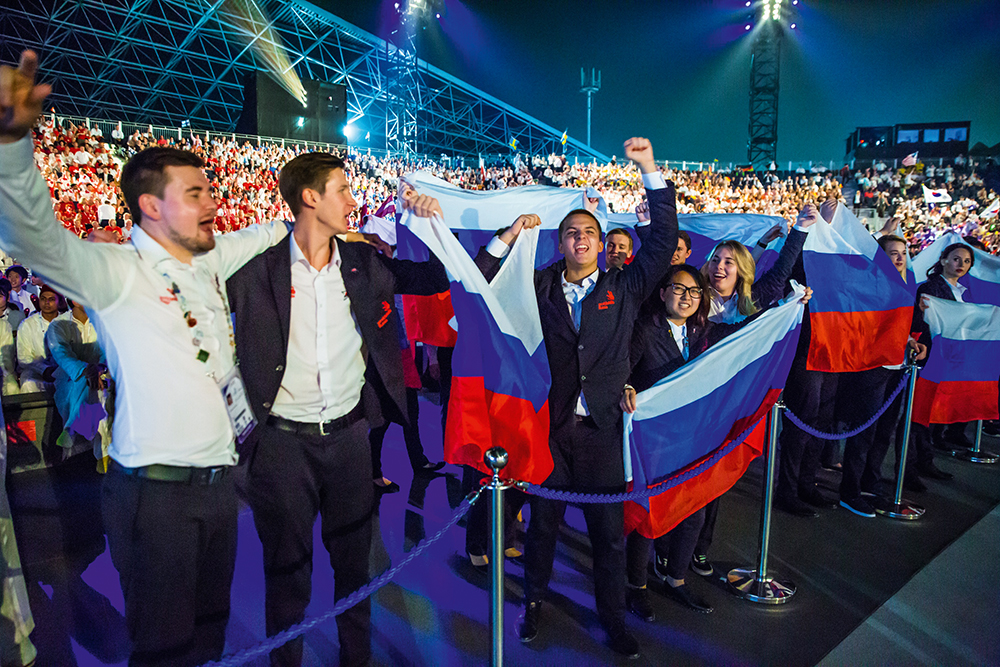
xmin=0 ymin=0 xmax=609 ymax=161
xmin=747 ymin=20 xmax=782 ymax=168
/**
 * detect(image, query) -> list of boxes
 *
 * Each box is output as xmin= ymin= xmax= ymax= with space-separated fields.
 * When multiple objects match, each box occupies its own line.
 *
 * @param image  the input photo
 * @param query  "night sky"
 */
xmin=317 ymin=0 xmax=999 ymax=165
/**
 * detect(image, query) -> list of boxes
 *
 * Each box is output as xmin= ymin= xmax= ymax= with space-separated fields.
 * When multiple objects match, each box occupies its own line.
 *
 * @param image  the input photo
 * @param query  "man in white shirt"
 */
xmin=0 ymin=50 xmax=288 ymax=666
xmin=16 ymin=284 xmax=61 ymax=393
xmin=227 ymin=153 xmax=449 ymax=667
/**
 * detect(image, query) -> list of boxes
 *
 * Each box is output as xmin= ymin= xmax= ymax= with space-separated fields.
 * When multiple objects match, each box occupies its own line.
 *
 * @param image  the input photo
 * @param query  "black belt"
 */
xmin=267 ymin=402 xmax=364 ymax=437
xmin=110 ymin=460 xmax=232 ymax=485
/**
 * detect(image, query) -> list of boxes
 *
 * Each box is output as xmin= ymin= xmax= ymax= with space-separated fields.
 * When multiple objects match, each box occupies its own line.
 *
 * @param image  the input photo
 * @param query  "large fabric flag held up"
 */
xmin=623 ymin=284 xmax=806 ymax=539
xmin=910 ymin=232 xmax=1000 ymax=307
xmin=911 ymin=296 xmax=1000 ymax=426
xmin=399 ymin=207 xmax=554 ymax=484
xmin=802 ymin=203 xmax=914 ymax=371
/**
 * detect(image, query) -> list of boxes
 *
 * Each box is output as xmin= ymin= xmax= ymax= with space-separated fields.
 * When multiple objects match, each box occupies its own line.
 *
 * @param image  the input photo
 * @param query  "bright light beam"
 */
xmin=223 ymin=0 xmax=308 ymax=107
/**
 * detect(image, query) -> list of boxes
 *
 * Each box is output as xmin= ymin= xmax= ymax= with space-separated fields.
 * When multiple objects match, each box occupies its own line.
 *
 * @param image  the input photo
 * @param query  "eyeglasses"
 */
xmin=667 ymin=283 xmax=703 ymax=299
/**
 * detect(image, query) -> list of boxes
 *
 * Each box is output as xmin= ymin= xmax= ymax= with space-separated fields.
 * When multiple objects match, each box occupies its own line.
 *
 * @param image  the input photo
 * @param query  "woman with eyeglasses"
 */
xmin=620 ymin=261 xmax=811 ymax=619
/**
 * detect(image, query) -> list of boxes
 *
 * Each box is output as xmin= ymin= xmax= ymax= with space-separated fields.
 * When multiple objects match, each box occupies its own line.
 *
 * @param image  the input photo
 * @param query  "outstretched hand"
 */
xmin=582 ymin=190 xmax=600 ymax=215
xmin=879 ymin=216 xmax=901 ymax=237
xmin=758 ymin=223 xmax=784 ymax=246
xmin=0 ymin=50 xmax=51 ymax=144
xmin=623 ymin=137 xmax=656 ymax=174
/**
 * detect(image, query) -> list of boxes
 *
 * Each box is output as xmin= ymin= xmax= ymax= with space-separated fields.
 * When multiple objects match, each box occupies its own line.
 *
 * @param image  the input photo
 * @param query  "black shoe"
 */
xmin=416 ymin=461 xmax=446 ymax=475
xmin=800 ymin=488 xmax=837 ymax=509
xmin=918 ymin=463 xmax=953 ymax=480
xmin=690 ymin=553 xmax=714 ymax=577
xmin=626 ymin=587 xmax=655 ymax=623
xmin=663 ymin=583 xmax=713 ymax=613
xmin=603 ymin=619 xmax=640 ymax=659
xmin=944 ymin=430 xmax=975 ymax=449
xmin=903 ymin=475 xmax=927 ymax=493
xmin=775 ymin=496 xmax=818 ymax=518
xmin=374 ymin=478 xmax=400 ymax=494
xmin=517 ymin=601 xmax=541 ymax=643
xmin=839 ymin=496 xmax=876 ymax=518
xmin=649 ymin=553 xmax=669 ymax=583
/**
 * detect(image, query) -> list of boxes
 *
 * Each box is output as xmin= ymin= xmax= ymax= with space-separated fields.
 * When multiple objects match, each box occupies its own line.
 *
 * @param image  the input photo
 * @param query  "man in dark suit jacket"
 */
xmin=227 ymin=153 xmax=448 ymax=667
xmin=477 ymin=137 xmax=677 ymax=659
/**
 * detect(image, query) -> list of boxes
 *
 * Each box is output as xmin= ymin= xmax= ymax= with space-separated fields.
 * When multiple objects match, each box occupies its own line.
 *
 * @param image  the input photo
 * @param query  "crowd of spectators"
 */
xmin=24 ymin=116 xmax=1000 ymax=257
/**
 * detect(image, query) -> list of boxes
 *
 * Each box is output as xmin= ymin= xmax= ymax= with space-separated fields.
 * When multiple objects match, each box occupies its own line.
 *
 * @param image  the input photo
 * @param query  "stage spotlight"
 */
xmin=436 ymin=12 xmax=440 ymax=18
xmin=296 ymin=116 xmax=304 ymax=128
xmin=790 ymin=22 xmax=796 ymax=28
xmin=745 ymin=1 xmax=751 ymax=5
xmin=745 ymin=24 xmax=751 ymax=30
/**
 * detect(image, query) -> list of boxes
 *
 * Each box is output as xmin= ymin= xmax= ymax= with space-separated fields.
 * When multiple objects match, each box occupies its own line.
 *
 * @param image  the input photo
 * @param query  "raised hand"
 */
xmin=796 ymin=203 xmax=821 ymax=228
xmin=498 ymin=213 xmax=541 ymax=246
xmin=400 ymin=184 xmax=443 ymax=219
xmin=635 ymin=200 xmax=650 ymax=223
xmin=758 ymin=223 xmax=784 ymax=246
xmin=819 ymin=197 xmax=838 ymax=223
xmin=0 ymin=50 xmax=51 ymax=144
xmin=879 ymin=216 xmax=901 ymax=237
xmin=623 ymin=137 xmax=656 ymax=173
xmin=582 ymin=190 xmax=600 ymax=214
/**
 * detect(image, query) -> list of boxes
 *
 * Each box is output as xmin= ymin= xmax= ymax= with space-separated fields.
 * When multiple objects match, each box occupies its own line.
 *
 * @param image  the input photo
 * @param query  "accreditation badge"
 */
xmin=219 ymin=365 xmax=257 ymax=444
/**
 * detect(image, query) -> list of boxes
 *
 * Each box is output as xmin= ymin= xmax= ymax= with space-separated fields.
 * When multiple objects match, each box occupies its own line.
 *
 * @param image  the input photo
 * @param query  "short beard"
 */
xmin=167 ymin=226 xmax=216 ymax=256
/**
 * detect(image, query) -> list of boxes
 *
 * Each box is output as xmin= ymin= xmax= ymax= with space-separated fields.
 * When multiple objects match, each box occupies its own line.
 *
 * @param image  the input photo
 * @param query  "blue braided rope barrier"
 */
xmin=783 ymin=370 xmax=910 ymax=441
xmin=199 ymin=491 xmax=481 ymax=667
xmin=521 ymin=413 xmax=766 ymax=503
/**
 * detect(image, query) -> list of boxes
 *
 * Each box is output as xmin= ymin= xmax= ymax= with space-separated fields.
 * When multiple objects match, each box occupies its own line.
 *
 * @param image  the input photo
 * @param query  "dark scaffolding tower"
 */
xmin=748 ymin=20 xmax=782 ymax=168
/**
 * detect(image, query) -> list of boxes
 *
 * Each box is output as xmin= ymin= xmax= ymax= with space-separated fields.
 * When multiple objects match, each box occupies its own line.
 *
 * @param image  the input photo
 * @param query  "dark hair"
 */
xmin=877 ymin=234 xmax=907 ymax=254
xmin=556 ymin=209 xmax=604 ymax=242
xmin=927 ymin=242 xmax=974 ymax=278
xmin=0 ymin=277 xmax=10 ymax=302
xmin=606 ymin=228 xmax=633 ymax=252
xmin=4 ymin=265 xmax=28 ymax=282
xmin=278 ymin=152 xmax=346 ymax=216
xmin=963 ymin=235 xmax=987 ymax=251
xmin=658 ymin=263 xmax=711 ymax=330
xmin=676 ymin=230 xmax=692 ymax=253
xmin=119 ymin=147 xmax=205 ymax=225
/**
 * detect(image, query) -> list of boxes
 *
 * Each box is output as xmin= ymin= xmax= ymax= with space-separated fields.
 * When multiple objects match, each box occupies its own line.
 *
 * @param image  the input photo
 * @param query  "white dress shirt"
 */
xmin=270 ymin=236 xmax=366 ymax=422
xmin=947 ymin=280 xmax=967 ymax=302
xmin=0 ymin=135 xmax=288 ymax=468
xmin=666 ymin=319 xmax=689 ymax=360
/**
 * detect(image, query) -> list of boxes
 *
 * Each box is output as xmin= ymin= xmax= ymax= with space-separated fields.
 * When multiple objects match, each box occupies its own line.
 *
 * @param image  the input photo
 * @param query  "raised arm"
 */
xmin=0 ymin=51 xmax=124 ymax=310
xmin=751 ymin=205 xmax=817 ymax=308
xmin=620 ymin=137 xmax=678 ymax=302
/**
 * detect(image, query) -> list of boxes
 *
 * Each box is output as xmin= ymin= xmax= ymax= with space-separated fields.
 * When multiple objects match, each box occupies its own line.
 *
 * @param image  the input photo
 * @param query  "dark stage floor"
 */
xmin=7 ymin=395 xmax=1000 ymax=666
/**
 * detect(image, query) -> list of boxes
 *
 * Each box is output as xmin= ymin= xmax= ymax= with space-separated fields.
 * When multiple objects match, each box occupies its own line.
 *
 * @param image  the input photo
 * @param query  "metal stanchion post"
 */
xmin=484 ymin=447 xmax=511 ymax=667
xmin=949 ymin=419 xmax=998 ymax=464
xmin=874 ymin=362 xmax=926 ymax=519
xmin=728 ymin=401 xmax=796 ymax=604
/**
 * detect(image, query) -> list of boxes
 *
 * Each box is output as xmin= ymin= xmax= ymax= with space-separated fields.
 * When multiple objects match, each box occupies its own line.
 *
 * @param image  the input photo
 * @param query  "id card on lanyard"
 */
xmin=137 ymin=243 xmax=258 ymax=443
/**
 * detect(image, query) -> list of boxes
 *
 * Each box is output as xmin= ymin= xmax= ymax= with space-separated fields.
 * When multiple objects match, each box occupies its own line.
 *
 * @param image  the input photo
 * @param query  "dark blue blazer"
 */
xmin=477 ymin=183 xmax=679 ymax=430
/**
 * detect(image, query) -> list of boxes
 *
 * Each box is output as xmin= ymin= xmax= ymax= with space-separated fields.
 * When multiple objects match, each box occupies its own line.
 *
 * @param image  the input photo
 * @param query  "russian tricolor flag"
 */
xmin=803 ymin=203 xmax=914 ymax=371
xmin=399 ymin=207 xmax=554 ymax=485
xmin=911 ymin=296 xmax=1000 ymax=426
xmin=623 ymin=286 xmax=806 ymax=539
xmin=607 ymin=210 xmax=784 ymax=268
xmin=911 ymin=232 xmax=1000 ymax=307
